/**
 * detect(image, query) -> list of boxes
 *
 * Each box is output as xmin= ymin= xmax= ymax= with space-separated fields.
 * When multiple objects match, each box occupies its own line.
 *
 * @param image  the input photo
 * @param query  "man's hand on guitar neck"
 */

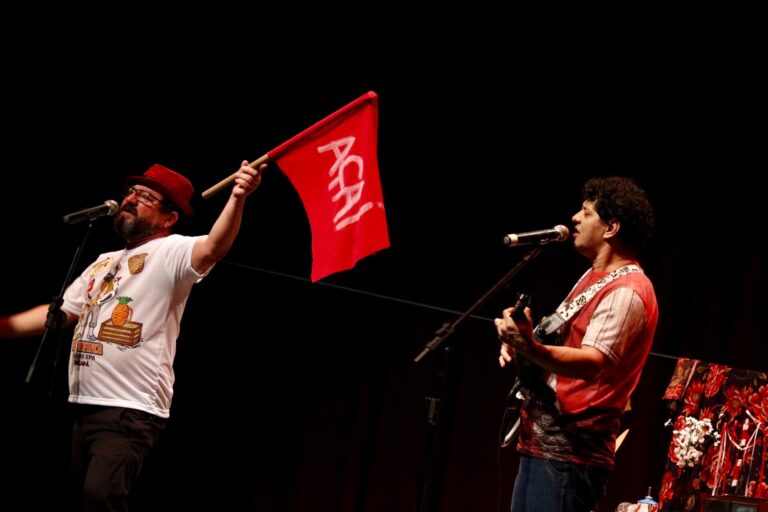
xmin=494 ymin=300 xmax=535 ymax=368
xmin=495 ymin=302 xmax=609 ymax=379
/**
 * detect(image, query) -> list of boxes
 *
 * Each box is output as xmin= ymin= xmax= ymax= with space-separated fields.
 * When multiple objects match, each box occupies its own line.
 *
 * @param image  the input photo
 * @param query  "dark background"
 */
xmin=2 ymin=21 xmax=766 ymax=511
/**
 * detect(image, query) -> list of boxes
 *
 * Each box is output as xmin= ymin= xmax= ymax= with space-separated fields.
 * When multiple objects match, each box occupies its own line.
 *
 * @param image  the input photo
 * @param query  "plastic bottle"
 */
xmin=637 ymin=487 xmax=659 ymax=512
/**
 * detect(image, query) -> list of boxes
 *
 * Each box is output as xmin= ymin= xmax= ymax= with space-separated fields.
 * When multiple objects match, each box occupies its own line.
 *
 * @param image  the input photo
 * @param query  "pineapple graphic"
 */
xmin=111 ymin=296 xmax=133 ymax=327
xmin=98 ymin=294 xmax=143 ymax=347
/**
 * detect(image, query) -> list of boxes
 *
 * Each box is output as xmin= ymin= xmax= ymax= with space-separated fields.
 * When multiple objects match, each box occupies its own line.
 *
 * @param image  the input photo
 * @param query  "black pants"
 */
xmin=70 ymin=405 xmax=166 ymax=512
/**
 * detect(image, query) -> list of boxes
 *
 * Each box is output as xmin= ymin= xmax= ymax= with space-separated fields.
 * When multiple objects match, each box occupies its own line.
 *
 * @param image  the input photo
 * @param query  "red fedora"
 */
xmin=125 ymin=164 xmax=194 ymax=216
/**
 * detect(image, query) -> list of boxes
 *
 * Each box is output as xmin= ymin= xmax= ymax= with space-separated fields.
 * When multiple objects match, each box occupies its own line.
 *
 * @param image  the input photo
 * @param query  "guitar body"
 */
xmin=500 ymin=356 xmax=551 ymax=447
xmin=500 ymin=379 xmax=523 ymax=448
xmin=499 ymin=293 xmax=558 ymax=448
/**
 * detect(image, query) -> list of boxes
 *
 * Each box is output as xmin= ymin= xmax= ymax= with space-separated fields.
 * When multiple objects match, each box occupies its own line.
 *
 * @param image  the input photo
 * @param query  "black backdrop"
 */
xmin=2 ymin=25 xmax=766 ymax=512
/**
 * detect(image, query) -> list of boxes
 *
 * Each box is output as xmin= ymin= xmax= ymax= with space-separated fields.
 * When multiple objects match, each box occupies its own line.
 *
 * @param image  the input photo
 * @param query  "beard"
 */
xmin=113 ymin=205 xmax=163 ymax=241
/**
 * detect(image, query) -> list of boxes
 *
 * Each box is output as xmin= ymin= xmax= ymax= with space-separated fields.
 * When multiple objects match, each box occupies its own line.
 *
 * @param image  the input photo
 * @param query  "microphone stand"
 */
xmin=26 ymin=221 xmax=95 ymax=393
xmin=412 ymin=245 xmax=543 ymax=512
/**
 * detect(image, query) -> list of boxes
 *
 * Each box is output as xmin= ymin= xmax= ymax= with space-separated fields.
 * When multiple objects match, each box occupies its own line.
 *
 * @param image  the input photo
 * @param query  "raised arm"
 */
xmin=191 ymin=160 xmax=265 ymax=273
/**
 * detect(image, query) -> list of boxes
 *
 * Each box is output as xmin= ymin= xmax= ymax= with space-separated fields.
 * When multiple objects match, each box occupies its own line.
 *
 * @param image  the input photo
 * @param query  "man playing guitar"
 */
xmin=494 ymin=176 xmax=658 ymax=512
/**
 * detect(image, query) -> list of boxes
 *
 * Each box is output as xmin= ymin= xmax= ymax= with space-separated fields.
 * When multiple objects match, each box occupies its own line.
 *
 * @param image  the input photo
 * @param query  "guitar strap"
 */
xmin=534 ymin=264 xmax=641 ymax=340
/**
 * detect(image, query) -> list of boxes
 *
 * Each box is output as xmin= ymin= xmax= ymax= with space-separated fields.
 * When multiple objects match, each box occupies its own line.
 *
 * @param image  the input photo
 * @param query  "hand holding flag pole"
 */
xmin=201 ymin=91 xmax=389 ymax=282
xmin=202 ymin=154 xmax=270 ymax=199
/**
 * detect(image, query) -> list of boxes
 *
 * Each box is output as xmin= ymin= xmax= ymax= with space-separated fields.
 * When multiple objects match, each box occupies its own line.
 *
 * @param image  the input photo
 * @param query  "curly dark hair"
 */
xmin=582 ymin=176 xmax=655 ymax=252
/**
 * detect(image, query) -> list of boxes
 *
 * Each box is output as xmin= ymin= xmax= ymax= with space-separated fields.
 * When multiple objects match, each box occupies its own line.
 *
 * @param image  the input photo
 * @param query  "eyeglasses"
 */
xmin=122 ymin=186 xmax=164 ymax=207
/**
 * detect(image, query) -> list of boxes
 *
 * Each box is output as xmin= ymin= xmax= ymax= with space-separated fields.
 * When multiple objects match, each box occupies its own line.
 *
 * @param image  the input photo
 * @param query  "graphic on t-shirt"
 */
xmin=111 ymin=296 xmax=134 ymax=326
xmin=79 ymin=265 xmax=121 ymax=342
xmin=88 ymin=257 xmax=112 ymax=278
xmin=73 ymin=260 xmax=144 ymax=355
xmin=128 ymin=253 xmax=148 ymax=275
xmin=97 ymin=295 xmax=144 ymax=347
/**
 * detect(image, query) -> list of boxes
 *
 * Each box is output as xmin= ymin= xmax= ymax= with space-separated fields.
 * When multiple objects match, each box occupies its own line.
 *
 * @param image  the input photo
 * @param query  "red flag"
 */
xmin=268 ymin=91 xmax=389 ymax=282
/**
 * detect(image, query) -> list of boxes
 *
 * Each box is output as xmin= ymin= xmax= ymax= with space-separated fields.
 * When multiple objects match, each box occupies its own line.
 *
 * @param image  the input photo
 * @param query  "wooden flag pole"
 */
xmin=202 ymin=153 xmax=270 ymax=199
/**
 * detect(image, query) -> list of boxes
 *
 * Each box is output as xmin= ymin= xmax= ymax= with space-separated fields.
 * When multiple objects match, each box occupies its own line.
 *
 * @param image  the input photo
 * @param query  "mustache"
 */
xmin=119 ymin=204 xmax=139 ymax=216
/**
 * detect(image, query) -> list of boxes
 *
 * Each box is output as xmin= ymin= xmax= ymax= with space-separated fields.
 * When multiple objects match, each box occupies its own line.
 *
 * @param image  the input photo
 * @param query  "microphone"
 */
xmin=503 ymin=225 xmax=570 ymax=246
xmin=62 ymin=200 xmax=120 ymax=224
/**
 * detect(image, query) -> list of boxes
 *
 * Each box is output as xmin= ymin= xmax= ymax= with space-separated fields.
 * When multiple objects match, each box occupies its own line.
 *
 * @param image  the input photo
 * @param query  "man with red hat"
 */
xmin=0 ymin=159 xmax=263 ymax=510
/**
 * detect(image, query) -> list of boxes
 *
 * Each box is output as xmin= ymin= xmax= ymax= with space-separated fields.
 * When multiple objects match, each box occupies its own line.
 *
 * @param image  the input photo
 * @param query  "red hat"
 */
xmin=125 ymin=164 xmax=194 ymax=216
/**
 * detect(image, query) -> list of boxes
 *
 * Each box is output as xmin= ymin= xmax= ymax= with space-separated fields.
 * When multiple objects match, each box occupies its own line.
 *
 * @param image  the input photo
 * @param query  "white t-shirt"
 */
xmin=61 ymin=234 xmax=208 ymax=418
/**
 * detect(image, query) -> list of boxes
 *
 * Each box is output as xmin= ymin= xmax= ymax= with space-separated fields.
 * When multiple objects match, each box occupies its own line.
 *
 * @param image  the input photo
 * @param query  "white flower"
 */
xmin=671 ymin=416 xmax=721 ymax=468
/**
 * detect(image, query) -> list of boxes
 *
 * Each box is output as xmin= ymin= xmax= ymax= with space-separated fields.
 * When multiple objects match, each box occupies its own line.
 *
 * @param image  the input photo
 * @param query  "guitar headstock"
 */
xmin=511 ymin=293 xmax=531 ymax=322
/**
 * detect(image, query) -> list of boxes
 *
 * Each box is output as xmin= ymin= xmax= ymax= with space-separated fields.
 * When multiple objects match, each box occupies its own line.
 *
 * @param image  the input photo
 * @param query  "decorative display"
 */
xmin=658 ymin=358 xmax=767 ymax=511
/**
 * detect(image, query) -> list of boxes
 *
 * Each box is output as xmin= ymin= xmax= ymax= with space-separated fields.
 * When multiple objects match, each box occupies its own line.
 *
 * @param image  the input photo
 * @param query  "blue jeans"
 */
xmin=510 ymin=455 xmax=610 ymax=512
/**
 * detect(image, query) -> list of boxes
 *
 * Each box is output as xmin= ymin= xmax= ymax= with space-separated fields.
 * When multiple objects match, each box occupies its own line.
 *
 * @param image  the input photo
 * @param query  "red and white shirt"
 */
xmin=516 ymin=265 xmax=658 ymax=467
